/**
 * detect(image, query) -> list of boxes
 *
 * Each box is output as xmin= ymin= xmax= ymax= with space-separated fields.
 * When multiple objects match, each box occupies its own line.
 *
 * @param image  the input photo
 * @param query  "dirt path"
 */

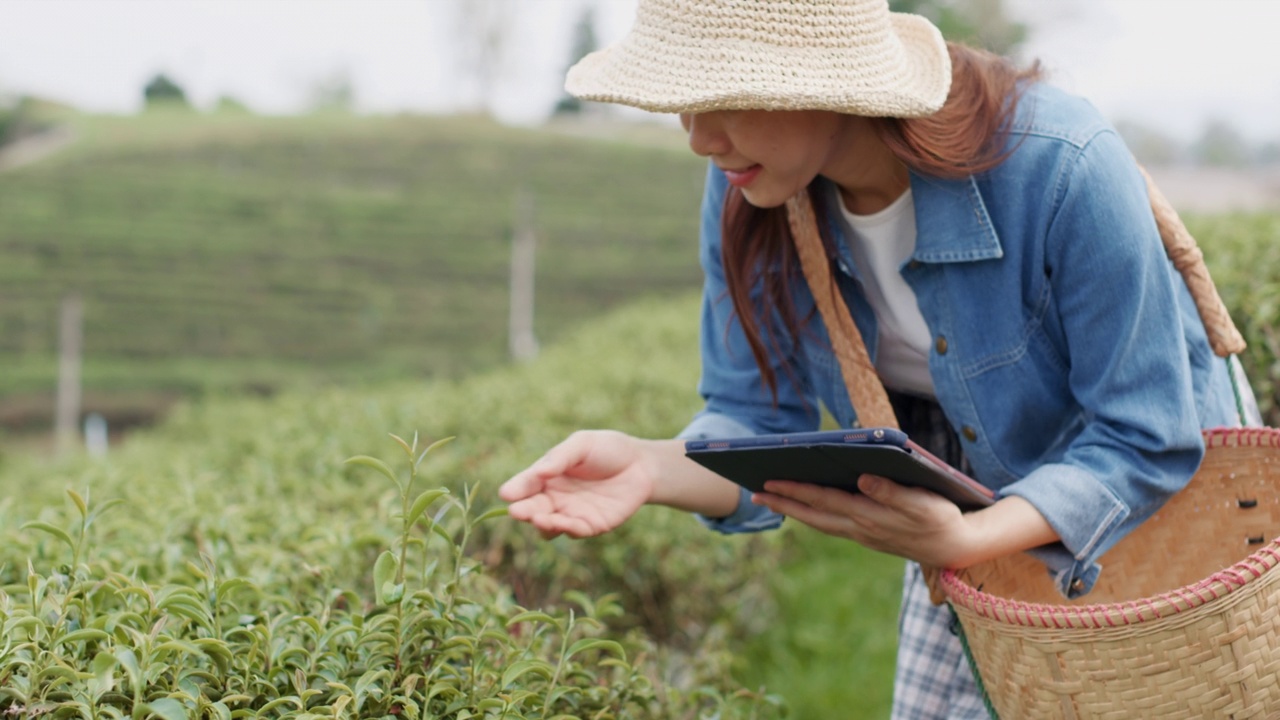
xmin=0 ymin=125 xmax=77 ymax=173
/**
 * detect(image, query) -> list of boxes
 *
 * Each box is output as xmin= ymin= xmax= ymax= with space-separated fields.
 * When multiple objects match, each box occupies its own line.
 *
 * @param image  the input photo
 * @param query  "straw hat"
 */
xmin=565 ymin=0 xmax=952 ymax=117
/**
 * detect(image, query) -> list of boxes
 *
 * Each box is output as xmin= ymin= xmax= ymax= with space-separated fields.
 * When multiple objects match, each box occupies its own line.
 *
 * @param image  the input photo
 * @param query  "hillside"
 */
xmin=0 ymin=112 xmax=707 ymax=434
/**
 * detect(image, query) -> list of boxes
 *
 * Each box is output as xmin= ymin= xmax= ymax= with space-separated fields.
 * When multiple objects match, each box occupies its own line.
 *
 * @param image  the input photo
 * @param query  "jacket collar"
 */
xmin=908 ymin=172 xmax=1004 ymax=263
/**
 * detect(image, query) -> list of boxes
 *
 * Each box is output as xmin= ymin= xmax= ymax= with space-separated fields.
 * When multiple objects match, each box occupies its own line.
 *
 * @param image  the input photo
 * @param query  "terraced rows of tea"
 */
xmin=0 ymin=114 xmax=707 ymax=423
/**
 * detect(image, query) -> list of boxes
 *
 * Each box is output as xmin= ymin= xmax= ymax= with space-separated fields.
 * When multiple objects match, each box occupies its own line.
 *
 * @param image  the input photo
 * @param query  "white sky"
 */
xmin=1 ymin=0 xmax=1277 ymax=142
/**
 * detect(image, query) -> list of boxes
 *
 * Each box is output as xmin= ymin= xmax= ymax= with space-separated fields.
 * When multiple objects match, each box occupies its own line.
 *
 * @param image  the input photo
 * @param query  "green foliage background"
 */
xmin=0 ymin=297 xmax=904 ymax=718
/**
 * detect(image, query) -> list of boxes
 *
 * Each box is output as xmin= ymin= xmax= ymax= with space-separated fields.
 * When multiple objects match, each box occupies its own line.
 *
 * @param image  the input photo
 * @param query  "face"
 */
xmin=680 ymin=109 xmax=848 ymax=208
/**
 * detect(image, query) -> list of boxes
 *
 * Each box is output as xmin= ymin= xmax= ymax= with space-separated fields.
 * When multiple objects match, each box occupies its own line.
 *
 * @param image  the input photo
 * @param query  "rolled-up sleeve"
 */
xmin=678 ymin=411 xmax=785 ymax=533
xmin=997 ymin=129 xmax=1205 ymax=598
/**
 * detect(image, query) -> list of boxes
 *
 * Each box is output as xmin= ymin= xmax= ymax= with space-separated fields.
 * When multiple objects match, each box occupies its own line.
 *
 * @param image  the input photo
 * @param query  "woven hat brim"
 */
xmin=566 ymin=13 xmax=951 ymax=117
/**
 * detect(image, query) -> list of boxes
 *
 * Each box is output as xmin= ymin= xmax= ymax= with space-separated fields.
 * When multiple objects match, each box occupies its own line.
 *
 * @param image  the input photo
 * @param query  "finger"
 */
xmin=499 ymin=469 xmax=546 ymax=503
xmin=857 ymin=474 xmax=895 ymax=500
xmin=857 ymin=474 xmax=931 ymax=510
xmin=753 ymin=492 xmax=852 ymax=538
xmin=500 ymin=434 xmax=596 ymax=502
xmin=530 ymin=511 xmax=597 ymax=539
xmin=506 ymin=495 xmax=555 ymax=522
xmin=763 ymin=480 xmax=867 ymax=515
xmin=536 ymin=432 xmax=597 ymax=476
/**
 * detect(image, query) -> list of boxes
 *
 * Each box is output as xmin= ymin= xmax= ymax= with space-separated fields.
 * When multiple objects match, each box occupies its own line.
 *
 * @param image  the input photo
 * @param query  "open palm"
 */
xmin=500 ymin=431 xmax=654 ymax=538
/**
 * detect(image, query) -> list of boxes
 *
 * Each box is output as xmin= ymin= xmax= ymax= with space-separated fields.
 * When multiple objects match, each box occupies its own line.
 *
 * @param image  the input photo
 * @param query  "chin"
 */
xmin=739 ymin=189 xmax=789 ymax=210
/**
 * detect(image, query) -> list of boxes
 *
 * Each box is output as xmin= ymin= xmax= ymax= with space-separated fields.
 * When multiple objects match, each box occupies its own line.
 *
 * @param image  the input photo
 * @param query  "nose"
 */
xmin=684 ymin=112 xmax=731 ymax=158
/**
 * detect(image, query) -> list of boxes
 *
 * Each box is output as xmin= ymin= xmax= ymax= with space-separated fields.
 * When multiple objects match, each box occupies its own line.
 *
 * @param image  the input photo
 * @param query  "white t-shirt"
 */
xmin=838 ymin=188 xmax=936 ymax=398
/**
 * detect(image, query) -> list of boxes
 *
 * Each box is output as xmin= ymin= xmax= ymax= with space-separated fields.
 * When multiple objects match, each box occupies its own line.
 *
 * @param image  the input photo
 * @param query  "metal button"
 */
xmin=1070 ymin=578 xmax=1085 ymax=593
xmin=962 ymin=426 xmax=978 ymax=442
xmin=935 ymin=336 xmax=948 ymax=355
xmin=907 ymin=260 xmax=922 ymax=270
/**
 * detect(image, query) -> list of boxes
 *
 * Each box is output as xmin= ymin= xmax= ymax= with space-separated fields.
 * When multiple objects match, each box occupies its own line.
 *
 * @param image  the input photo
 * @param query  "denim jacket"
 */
xmin=678 ymin=83 xmax=1240 ymax=599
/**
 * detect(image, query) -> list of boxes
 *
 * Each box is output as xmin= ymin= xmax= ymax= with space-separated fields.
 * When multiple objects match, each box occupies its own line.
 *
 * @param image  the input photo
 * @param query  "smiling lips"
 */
xmin=721 ymin=164 xmax=762 ymax=188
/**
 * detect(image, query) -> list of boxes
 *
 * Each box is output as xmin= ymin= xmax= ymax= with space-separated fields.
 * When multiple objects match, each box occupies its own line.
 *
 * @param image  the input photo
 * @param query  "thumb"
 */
xmin=532 ymin=432 xmax=596 ymax=477
xmin=500 ymin=433 xmax=596 ymax=503
xmin=857 ymin=474 xmax=902 ymax=505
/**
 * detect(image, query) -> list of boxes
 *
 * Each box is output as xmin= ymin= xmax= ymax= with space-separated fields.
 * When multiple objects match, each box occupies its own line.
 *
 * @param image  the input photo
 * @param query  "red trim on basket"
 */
xmin=943 ymin=538 xmax=1280 ymax=629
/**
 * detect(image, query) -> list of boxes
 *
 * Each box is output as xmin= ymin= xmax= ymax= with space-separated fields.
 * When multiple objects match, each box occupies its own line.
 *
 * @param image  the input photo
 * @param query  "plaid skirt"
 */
xmin=886 ymin=391 xmax=988 ymax=720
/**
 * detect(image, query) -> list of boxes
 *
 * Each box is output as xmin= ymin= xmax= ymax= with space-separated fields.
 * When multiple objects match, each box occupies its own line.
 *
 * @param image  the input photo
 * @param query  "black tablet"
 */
xmin=684 ymin=428 xmax=995 ymax=511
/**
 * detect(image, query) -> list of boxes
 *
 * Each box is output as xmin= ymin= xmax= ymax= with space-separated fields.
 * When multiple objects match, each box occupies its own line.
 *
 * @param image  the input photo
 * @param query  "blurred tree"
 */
xmin=0 ymin=96 xmax=42 ymax=148
xmin=1258 ymin=141 xmax=1280 ymax=166
xmin=1114 ymin=119 xmax=1183 ymax=166
xmin=1191 ymin=118 xmax=1251 ymax=168
xmin=308 ymin=70 xmax=356 ymax=114
xmin=143 ymin=73 xmax=190 ymax=109
xmin=553 ymin=6 xmax=598 ymax=115
xmin=890 ymin=0 xmax=1027 ymax=56
xmin=214 ymin=95 xmax=252 ymax=115
xmin=0 ymin=101 xmax=14 ymax=148
xmin=454 ymin=0 xmax=515 ymax=115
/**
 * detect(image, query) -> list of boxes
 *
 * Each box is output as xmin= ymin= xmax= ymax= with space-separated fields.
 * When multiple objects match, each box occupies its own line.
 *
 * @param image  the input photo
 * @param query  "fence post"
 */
xmin=509 ymin=188 xmax=539 ymax=362
xmin=55 ymin=293 xmax=83 ymax=457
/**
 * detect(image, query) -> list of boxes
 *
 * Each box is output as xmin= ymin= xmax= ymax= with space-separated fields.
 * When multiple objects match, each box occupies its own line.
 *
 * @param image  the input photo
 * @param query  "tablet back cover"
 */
xmin=686 ymin=443 xmax=993 ymax=510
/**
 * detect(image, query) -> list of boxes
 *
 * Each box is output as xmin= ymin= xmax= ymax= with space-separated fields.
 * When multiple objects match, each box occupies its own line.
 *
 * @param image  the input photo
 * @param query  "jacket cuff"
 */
xmin=676 ymin=411 xmax=757 ymax=442
xmin=696 ymin=486 xmax=785 ymax=534
xmin=998 ymin=462 xmax=1129 ymax=598
xmin=677 ymin=411 xmax=785 ymax=534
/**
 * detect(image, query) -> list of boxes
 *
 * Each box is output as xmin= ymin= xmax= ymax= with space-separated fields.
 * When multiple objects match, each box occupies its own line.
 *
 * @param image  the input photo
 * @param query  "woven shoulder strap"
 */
xmin=785 ymin=169 xmax=1246 ymax=606
xmin=785 ymin=190 xmax=950 ymax=602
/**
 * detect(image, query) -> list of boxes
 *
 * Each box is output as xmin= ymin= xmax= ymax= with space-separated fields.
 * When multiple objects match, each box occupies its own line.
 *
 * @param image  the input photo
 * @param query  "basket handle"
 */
xmin=786 ymin=168 xmax=1245 ymax=606
xmin=1138 ymin=165 xmax=1245 ymax=357
xmin=786 ymin=190 xmax=949 ymax=604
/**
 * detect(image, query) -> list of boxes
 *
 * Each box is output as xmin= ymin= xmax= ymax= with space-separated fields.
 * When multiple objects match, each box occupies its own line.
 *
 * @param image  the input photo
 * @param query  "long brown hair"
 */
xmin=722 ymin=43 xmax=1043 ymax=400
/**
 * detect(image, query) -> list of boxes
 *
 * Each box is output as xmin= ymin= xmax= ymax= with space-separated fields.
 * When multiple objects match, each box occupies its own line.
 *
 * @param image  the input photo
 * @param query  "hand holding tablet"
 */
xmin=684 ymin=428 xmax=995 ymax=511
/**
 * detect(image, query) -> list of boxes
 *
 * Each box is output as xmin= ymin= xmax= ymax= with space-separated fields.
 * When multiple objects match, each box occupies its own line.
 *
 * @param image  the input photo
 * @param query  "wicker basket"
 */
xmin=943 ymin=428 xmax=1280 ymax=718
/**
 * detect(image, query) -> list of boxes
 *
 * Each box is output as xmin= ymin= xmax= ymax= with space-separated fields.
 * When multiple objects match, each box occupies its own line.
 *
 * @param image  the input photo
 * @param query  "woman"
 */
xmin=499 ymin=0 xmax=1243 ymax=716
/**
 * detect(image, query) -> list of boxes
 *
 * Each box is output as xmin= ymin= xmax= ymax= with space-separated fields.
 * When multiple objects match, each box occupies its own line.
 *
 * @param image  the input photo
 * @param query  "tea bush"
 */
xmin=0 ymin=295 xmax=790 ymax=718
xmin=1190 ymin=212 xmax=1280 ymax=424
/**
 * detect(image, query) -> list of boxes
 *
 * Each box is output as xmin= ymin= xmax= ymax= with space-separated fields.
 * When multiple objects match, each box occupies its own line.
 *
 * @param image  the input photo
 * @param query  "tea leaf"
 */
xmin=21 ymin=521 xmax=75 ymax=553
xmin=475 ymin=506 xmax=509 ymax=524
xmin=415 ymin=436 xmax=456 ymax=469
xmin=565 ymin=638 xmax=625 ymax=663
xmin=142 ymin=698 xmax=189 ymax=720
xmin=67 ymin=489 xmax=88 ymax=520
xmin=114 ymin=647 xmax=141 ymax=696
xmin=507 ymin=610 xmax=558 ymax=628
xmin=217 ymin=578 xmax=254 ymax=598
xmin=91 ymin=651 xmax=116 ymax=680
xmin=344 ymin=455 xmax=400 ymax=487
xmin=501 ymin=659 xmax=554 ymax=689
xmin=407 ymin=488 xmax=450 ymax=528
xmin=86 ymin=498 xmax=125 ymax=526
xmin=390 ymin=433 xmax=413 ymax=457
xmin=430 ymin=521 xmax=454 ymax=545
xmin=184 ymin=560 xmax=209 ymax=580
xmin=373 ymin=550 xmax=397 ymax=606
xmin=381 ymin=581 xmax=404 ymax=604
xmin=53 ymin=628 xmax=110 ymax=648
xmin=257 ymin=696 xmax=303 ymax=715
